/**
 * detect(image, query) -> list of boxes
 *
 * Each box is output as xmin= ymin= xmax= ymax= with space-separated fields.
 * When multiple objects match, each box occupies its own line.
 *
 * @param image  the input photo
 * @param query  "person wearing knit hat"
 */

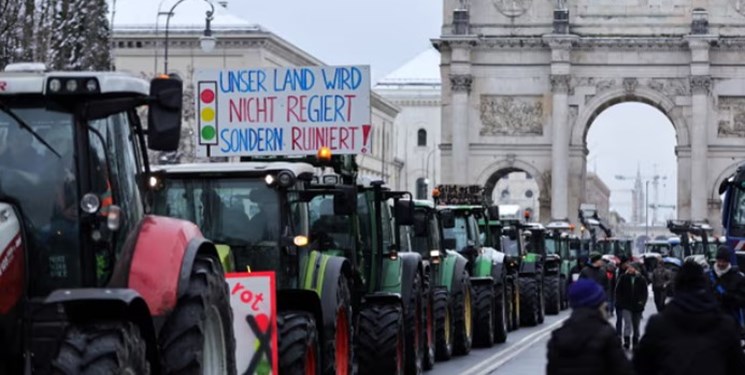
xmin=547 ymin=279 xmax=633 ymax=375
xmin=634 ymin=260 xmax=745 ymax=375
xmin=707 ymin=245 xmax=745 ymax=332
xmin=580 ymin=252 xmax=610 ymax=296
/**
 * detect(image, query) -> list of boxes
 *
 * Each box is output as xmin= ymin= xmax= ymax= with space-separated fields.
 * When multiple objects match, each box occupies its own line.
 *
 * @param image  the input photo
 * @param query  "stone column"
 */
xmin=551 ymin=74 xmax=571 ymax=219
xmin=449 ymin=74 xmax=471 ymax=182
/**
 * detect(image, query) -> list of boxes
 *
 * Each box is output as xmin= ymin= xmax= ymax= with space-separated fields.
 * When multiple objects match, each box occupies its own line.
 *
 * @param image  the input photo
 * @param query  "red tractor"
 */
xmin=0 ymin=64 xmax=235 ymax=374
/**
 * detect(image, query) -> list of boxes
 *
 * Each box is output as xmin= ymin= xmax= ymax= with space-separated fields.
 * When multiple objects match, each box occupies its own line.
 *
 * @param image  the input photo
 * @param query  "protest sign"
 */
xmin=194 ymin=66 xmax=371 ymax=157
xmin=226 ymin=272 xmax=278 ymax=375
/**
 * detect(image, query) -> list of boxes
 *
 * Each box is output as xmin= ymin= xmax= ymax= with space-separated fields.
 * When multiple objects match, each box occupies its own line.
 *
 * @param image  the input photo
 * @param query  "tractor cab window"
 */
xmin=501 ymin=236 xmax=520 ymax=257
xmin=729 ymin=188 xmax=745 ymax=237
xmin=411 ymin=210 xmax=429 ymax=256
xmin=308 ymin=195 xmax=355 ymax=254
xmin=467 ymin=215 xmax=481 ymax=247
xmin=443 ymin=216 xmax=468 ymax=251
xmin=545 ymin=238 xmax=557 ymax=255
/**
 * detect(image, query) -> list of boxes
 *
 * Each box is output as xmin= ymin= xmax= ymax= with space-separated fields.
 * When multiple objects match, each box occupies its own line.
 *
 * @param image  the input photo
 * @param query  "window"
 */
xmin=416 ymin=178 xmax=428 ymax=200
xmin=525 ymin=190 xmax=534 ymax=198
xmin=417 ymin=129 xmax=427 ymax=147
xmin=501 ymin=189 xmax=510 ymax=199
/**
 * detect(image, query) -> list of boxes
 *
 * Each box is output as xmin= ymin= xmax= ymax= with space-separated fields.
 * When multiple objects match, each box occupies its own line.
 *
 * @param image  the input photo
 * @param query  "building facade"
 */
xmin=585 ymin=172 xmax=611 ymax=222
xmin=492 ymin=172 xmax=541 ymax=221
xmin=108 ymin=0 xmax=400 ymax=185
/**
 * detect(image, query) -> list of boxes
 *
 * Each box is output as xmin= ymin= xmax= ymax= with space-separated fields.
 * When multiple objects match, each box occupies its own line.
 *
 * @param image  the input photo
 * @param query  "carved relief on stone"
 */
xmin=480 ymin=96 xmax=544 ymax=136
xmin=690 ymin=76 xmax=712 ymax=95
xmin=550 ymin=74 xmax=571 ymax=94
xmin=596 ymin=79 xmax=616 ymax=92
xmin=492 ymin=0 xmax=532 ymax=17
xmin=731 ymin=0 xmax=745 ymax=16
xmin=646 ymin=78 xmax=689 ymax=98
xmin=450 ymin=74 xmax=473 ymax=92
xmin=623 ymin=78 xmax=638 ymax=94
xmin=717 ymin=97 xmax=745 ymax=137
xmin=567 ymin=105 xmax=579 ymax=128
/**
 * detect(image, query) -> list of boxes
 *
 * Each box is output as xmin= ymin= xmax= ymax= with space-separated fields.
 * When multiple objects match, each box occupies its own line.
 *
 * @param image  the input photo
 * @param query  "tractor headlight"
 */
xmin=86 ymin=79 xmax=98 ymax=92
xmin=49 ymin=79 xmax=61 ymax=92
xmin=265 ymin=174 xmax=275 ymax=186
xmin=277 ymin=171 xmax=295 ymax=187
xmin=65 ymin=79 xmax=78 ymax=92
xmin=80 ymin=193 xmax=101 ymax=214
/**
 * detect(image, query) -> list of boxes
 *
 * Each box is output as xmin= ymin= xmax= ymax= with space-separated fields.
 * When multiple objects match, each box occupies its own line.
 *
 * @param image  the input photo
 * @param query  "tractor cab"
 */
xmin=666 ymin=219 xmax=715 ymax=266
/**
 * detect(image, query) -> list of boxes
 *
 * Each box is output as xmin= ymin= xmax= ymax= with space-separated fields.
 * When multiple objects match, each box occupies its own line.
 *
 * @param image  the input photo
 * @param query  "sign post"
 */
xmin=194 ymin=66 xmax=371 ymax=157
xmin=225 ymin=272 xmax=278 ymax=375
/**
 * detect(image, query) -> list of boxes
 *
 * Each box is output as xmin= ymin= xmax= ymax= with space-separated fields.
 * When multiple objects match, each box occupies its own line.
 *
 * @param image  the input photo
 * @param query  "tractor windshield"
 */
xmin=545 ymin=238 xmax=557 ymax=255
xmin=443 ymin=216 xmax=469 ymax=251
xmin=727 ymin=187 xmax=745 ymax=237
xmin=154 ymin=178 xmax=285 ymax=271
xmin=308 ymin=195 xmax=355 ymax=255
xmin=0 ymin=105 xmax=82 ymax=291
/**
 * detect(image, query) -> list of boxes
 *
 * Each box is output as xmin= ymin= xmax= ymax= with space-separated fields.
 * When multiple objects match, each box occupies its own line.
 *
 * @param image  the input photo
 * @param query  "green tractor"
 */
xmin=544 ymin=220 xmax=577 ymax=311
xmin=150 ymin=161 xmax=356 ymax=375
xmin=397 ymin=199 xmax=474 ymax=361
xmin=434 ymin=185 xmax=509 ymax=347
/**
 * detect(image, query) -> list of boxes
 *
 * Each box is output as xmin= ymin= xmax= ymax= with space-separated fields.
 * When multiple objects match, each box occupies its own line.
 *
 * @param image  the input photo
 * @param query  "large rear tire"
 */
xmin=472 ymin=283 xmax=494 ymax=348
xmin=544 ymin=275 xmax=561 ymax=315
xmin=51 ymin=321 xmax=150 ymax=375
xmin=494 ymin=283 xmax=508 ymax=344
xmin=537 ymin=277 xmax=545 ymax=324
xmin=423 ymin=288 xmax=436 ymax=370
xmin=519 ymin=277 xmax=540 ymax=327
xmin=433 ymin=288 xmax=453 ymax=361
xmin=278 ymin=311 xmax=321 ymax=375
xmin=404 ymin=272 xmax=424 ymax=375
xmin=559 ymin=275 xmax=568 ymax=311
xmin=323 ymin=276 xmax=354 ymax=375
xmin=505 ymin=278 xmax=517 ymax=332
xmin=357 ymin=304 xmax=405 ymax=375
xmin=158 ymin=253 xmax=236 ymax=375
xmin=452 ymin=271 xmax=473 ymax=356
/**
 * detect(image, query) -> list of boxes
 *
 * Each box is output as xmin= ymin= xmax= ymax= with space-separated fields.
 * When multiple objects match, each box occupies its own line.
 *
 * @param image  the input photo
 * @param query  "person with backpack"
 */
xmin=634 ymin=260 xmax=745 ymax=375
xmin=615 ymin=262 xmax=648 ymax=350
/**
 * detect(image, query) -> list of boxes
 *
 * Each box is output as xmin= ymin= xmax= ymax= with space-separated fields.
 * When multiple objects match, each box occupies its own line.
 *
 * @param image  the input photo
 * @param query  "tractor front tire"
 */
xmin=433 ymin=288 xmax=453 ymax=361
xmin=452 ymin=271 xmax=473 ymax=356
xmin=494 ymin=283 xmax=508 ymax=344
xmin=519 ymin=277 xmax=540 ymax=327
xmin=559 ymin=276 xmax=568 ymax=310
xmin=159 ymin=253 xmax=236 ymax=375
xmin=505 ymin=279 xmax=517 ymax=332
xmin=404 ymin=272 xmax=424 ymax=375
xmin=472 ymin=283 xmax=495 ymax=348
xmin=278 ymin=311 xmax=321 ymax=375
xmin=423 ymin=290 xmax=436 ymax=371
xmin=323 ymin=276 xmax=354 ymax=375
xmin=537 ymin=278 xmax=545 ymax=324
xmin=544 ymin=275 xmax=561 ymax=315
xmin=52 ymin=321 xmax=150 ymax=375
xmin=357 ymin=304 xmax=405 ymax=375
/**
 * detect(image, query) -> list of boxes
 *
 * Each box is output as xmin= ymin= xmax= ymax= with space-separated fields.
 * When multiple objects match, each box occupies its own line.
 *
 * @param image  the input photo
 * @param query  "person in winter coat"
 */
xmin=546 ymin=278 xmax=633 ymax=375
xmin=651 ymin=262 xmax=673 ymax=313
xmin=708 ymin=246 xmax=745 ymax=328
xmin=633 ymin=260 xmax=745 ymax=375
xmin=615 ymin=262 xmax=648 ymax=350
xmin=580 ymin=252 xmax=609 ymax=291
xmin=615 ymin=256 xmax=630 ymax=335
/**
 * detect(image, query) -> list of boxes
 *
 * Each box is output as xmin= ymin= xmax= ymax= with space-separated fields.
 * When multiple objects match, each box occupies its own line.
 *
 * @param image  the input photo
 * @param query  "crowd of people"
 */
xmin=548 ymin=246 xmax=745 ymax=375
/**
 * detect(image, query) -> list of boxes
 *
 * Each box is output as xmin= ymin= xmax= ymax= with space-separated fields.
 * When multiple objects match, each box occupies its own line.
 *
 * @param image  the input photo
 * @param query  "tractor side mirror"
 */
xmin=413 ymin=212 xmax=427 ymax=236
xmin=440 ymin=210 xmax=455 ymax=229
xmin=487 ymin=206 xmax=500 ymax=220
xmin=333 ymin=186 xmax=357 ymax=216
xmin=148 ymin=76 xmax=183 ymax=152
xmin=442 ymin=238 xmax=457 ymax=250
xmin=395 ymin=200 xmax=414 ymax=226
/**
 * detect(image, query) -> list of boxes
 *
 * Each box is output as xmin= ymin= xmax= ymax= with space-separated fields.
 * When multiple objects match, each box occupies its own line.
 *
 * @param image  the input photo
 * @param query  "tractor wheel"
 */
xmin=504 ymin=279 xmax=517 ymax=332
xmin=544 ymin=275 xmax=561 ymax=315
xmin=537 ymin=278 xmax=546 ymax=324
xmin=518 ymin=277 xmax=540 ymax=327
xmin=422 ymin=272 xmax=435 ymax=371
xmin=323 ymin=276 xmax=354 ymax=375
xmin=357 ymin=303 xmax=405 ymax=375
xmin=494 ymin=283 xmax=508 ymax=344
xmin=452 ymin=270 xmax=473 ymax=356
xmin=159 ymin=253 xmax=236 ymax=375
xmin=404 ymin=271 xmax=424 ymax=375
xmin=52 ymin=321 xmax=149 ymax=375
xmin=432 ymin=288 xmax=453 ymax=361
xmin=559 ymin=276 xmax=568 ymax=310
xmin=472 ymin=283 xmax=494 ymax=348
xmin=278 ymin=311 xmax=321 ymax=375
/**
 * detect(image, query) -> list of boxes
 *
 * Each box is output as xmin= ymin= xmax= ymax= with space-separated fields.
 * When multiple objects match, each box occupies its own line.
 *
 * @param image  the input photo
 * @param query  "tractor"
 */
xmin=434 ymin=185 xmax=509 ymax=348
xmin=0 ymin=65 xmax=236 ymax=373
xmin=149 ymin=160 xmax=356 ymax=375
xmin=544 ymin=219 xmax=576 ymax=311
xmin=395 ymin=199 xmax=472 ymax=363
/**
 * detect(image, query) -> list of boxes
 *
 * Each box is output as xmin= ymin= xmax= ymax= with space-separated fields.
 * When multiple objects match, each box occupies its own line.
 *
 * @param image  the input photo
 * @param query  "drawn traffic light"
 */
xmin=198 ymin=81 xmax=218 ymax=146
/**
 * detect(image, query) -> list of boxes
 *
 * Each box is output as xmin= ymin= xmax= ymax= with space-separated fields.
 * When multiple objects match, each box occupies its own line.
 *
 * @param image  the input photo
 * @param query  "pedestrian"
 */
xmin=707 ymin=246 xmax=745 ymax=332
xmin=615 ymin=256 xmax=630 ymax=334
xmin=615 ymin=262 xmax=648 ymax=350
xmin=651 ymin=261 xmax=673 ymax=313
xmin=633 ymin=260 xmax=745 ymax=375
xmin=605 ymin=259 xmax=618 ymax=317
xmin=580 ymin=252 xmax=609 ymax=292
xmin=546 ymin=278 xmax=633 ymax=375
xmin=566 ymin=255 xmax=587 ymax=294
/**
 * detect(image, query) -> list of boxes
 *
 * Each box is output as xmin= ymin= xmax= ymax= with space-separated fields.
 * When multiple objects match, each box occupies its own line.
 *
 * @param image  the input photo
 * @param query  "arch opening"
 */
xmin=485 ymin=169 xmax=541 ymax=222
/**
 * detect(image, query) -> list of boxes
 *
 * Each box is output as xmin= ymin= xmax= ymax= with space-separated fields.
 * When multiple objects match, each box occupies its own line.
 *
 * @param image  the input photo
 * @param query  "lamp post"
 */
xmin=645 ymin=180 xmax=650 ymax=237
xmin=425 ymin=148 xmax=436 ymax=184
xmin=163 ymin=0 xmax=216 ymax=74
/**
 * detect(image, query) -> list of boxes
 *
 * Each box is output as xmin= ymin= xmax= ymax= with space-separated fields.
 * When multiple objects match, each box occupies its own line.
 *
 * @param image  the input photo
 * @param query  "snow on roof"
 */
xmin=108 ymin=0 xmax=259 ymax=32
xmin=376 ymin=48 xmax=441 ymax=86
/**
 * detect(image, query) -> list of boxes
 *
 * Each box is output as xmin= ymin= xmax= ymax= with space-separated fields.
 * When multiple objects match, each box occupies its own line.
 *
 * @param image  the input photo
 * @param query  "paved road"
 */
xmin=429 ymin=289 xmax=657 ymax=375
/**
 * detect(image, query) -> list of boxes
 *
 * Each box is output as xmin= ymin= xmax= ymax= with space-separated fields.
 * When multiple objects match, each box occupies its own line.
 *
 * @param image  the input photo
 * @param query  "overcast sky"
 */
xmin=232 ymin=0 xmax=677 ymax=222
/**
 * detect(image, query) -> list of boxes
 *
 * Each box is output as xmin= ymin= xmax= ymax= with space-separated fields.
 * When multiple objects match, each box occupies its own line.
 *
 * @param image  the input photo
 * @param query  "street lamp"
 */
xmin=162 ymin=0 xmax=216 ymax=74
xmin=645 ymin=180 xmax=650 ymax=237
xmin=425 ymin=148 xmax=436 ymax=184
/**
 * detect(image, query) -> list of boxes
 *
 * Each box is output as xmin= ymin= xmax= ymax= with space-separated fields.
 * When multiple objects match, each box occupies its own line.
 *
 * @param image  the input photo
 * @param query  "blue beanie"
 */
xmin=568 ymin=279 xmax=606 ymax=309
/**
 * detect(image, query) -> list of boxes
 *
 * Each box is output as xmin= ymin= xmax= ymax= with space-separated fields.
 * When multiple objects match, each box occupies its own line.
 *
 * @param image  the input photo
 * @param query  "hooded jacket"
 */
xmin=633 ymin=288 xmax=745 ymax=375
xmin=546 ymin=308 xmax=634 ymax=375
xmin=615 ymin=268 xmax=649 ymax=312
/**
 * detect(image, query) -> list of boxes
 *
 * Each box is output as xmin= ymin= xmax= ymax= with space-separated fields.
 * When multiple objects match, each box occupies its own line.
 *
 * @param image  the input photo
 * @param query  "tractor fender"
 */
xmin=45 ymin=288 xmax=160 ymax=374
xmin=277 ymin=289 xmax=324 ymax=345
xmin=470 ymin=277 xmax=494 ymax=287
xmin=110 ymin=215 xmax=217 ymax=317
xmin=439 ymin=251 xmax=460 ymax=291
xmin=450 ymin=252 xmax=470 ymax=294
xmin=317 ymin=256 xmax=353 ymax=336
xmin=474 ymin=247 xmax=506 ymax=284
xmin=399 ymin=252 xmax=423 ymax=311
xmin=362 ymin=292 xmax=403 ymax=308
xmin=519 ymin=260 xmax=538 ymax=276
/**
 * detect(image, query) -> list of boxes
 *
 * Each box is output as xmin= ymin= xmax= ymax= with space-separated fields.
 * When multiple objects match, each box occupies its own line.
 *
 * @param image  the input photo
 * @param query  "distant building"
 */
xmin=375 ymin=48 xmax=441 ymax=194
xmin=107 ymin=0 xmax=401 ymax=185
xmin=586 ymin=172 xmax=611 ymax=221
xmin=493 ymin=172 xmax=541 ymax=221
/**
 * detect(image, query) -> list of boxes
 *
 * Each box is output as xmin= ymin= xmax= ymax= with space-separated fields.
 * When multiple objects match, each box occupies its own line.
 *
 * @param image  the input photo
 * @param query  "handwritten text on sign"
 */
xmin=194 ymin=66 xmax=371 ymax=157
xmin=226 ymin=272 xmax=278 ymax=375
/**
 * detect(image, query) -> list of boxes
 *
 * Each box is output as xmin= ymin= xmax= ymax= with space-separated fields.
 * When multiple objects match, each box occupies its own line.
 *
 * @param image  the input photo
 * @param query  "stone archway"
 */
xmin=435 ymin=1 xmax=745 ymax=226
xmin=477 ymin=160 xmax=550 ymax=220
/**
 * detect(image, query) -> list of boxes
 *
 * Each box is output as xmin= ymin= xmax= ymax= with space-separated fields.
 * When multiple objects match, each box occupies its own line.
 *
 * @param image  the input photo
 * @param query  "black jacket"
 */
xmin=633 ymin=288 xmax=745 ymax=375
xmin=708 ymin=267 xmax=745 ymax=317
xmin=579 ymin=265 xmax=608 ymax=291
xmin=547 ymin=308 xmax=633 ymax=375
xmin=615 ymin=273 xmax=648 ymax=312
